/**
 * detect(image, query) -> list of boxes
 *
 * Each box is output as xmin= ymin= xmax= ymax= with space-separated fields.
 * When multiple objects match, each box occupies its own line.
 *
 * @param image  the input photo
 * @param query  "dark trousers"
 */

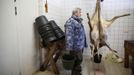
xmin=70 ymin=50 xmax=83 ymax=75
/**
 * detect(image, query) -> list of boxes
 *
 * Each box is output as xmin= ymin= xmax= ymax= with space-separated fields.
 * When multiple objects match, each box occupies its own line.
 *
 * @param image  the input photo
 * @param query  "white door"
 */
xmin=0 ymin=0 xmax=20 ymax=75
xmin=0 ymin=0 xmax=39 ymax=75
xmin=16 ymin=0 xmax=39 ymax=75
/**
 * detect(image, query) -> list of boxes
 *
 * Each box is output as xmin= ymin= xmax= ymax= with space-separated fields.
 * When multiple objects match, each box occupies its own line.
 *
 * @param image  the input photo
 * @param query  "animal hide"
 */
xmin=87 ymin=0 xmax=130 ymax=56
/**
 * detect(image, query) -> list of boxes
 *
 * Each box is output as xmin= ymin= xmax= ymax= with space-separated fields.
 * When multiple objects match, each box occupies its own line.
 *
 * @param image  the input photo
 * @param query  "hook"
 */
xmin=15 ymin=6 xmax=17 ymax=16
xmin=14 ymin=0 xmax=16 ymax=2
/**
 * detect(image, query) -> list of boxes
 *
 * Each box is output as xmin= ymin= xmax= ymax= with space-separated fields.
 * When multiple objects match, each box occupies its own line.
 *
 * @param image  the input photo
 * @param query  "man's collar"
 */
xmin=71 ymin=15 xmax=83 ymax=23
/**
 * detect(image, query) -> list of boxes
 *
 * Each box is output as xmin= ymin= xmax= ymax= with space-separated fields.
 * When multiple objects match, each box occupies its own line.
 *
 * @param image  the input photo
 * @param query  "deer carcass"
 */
xmin=87 ymin=0 xmax=130 ymax=58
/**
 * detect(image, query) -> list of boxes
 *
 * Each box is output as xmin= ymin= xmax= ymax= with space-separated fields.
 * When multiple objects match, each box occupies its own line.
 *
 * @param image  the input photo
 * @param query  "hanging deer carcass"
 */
xmin=87 ymin=0 xmax=130 ymax=58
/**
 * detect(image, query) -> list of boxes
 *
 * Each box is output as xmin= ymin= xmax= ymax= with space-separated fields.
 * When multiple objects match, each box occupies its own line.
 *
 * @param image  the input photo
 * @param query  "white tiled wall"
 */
xmin=38 ymin=0 xmax=65 ymax=29
xmin=39 ymin=0 xmax=134 ymax=58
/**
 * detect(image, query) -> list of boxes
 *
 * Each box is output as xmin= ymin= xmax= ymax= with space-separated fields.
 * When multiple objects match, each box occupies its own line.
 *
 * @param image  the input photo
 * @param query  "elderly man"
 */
xmin=64 ymin=8 xmax=88 ymax=75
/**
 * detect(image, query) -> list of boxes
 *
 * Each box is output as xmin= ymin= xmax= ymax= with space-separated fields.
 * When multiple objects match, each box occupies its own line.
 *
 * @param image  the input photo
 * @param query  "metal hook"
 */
xmin=15 ymin=6 xmax=17 ymax=16
xmin=14 ymin=0 xmax=16 ymax=2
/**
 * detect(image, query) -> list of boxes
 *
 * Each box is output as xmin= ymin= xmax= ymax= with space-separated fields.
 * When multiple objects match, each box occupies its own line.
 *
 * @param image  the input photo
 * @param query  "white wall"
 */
xmin=0 ymin=0 xmax=20 ymax=75
xmin=17 ymin=0 xmax=39 ymax=75
xmin=0 ymin=0 xmax=39 ymax=75
xmin=39 ymin=0 xmax=134 ymax=57
xmin=39 ymin=0 xmax=65 ymax=29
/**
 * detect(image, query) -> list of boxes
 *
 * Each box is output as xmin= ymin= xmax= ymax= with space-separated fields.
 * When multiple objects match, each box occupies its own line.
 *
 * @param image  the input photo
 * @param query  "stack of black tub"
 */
xmin=35 ymin=15 xmax=65 ymax=46
xmin=49 ymin=20 xmax=65 ymax=39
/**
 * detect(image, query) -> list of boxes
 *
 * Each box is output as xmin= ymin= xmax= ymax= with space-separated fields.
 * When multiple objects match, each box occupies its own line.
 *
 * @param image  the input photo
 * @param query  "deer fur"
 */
xmin=87 ymin=0 xmax=130 ymax=57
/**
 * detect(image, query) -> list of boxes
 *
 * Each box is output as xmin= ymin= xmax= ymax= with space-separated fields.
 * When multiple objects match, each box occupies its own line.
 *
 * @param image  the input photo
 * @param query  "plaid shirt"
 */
xmin=64 ymin=15 xmax=88 ymax=51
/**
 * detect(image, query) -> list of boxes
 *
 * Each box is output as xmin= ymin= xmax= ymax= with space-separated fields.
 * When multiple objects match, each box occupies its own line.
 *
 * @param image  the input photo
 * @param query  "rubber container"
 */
xmin=35 ymin=16 xmax=65 ymax=45
xmin=94 ymin=54 xmax=102 ymax=63
xmin=49 ymin=20 xmax=65 ymax=39
xmin=62 ymin=54 xmax=75 ymax=70
xmin=35 ymin=15 xmax=48 ymax=28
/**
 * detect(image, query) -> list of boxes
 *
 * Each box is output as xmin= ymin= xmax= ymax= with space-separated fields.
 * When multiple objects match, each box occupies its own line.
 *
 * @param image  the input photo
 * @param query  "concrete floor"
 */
xmin=34 ymin=56 xmax=132 ymax=75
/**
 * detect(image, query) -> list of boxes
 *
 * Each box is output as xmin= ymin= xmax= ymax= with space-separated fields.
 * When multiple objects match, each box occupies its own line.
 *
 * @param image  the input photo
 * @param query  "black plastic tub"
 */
xmin=94 ymin=54 xmax=102 ymax=63
xmin=62 ymin=54 xmax=75 ymax=70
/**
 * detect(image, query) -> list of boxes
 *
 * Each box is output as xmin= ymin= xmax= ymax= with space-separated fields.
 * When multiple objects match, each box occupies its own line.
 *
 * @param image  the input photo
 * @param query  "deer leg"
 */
xmin=94 ymin=40 xmax=100 ymax=56
xmin=106 ymin=13 xmax=130 ymax=27
xmin=90 ymin=44 xmax=95 ymax=58
xmin=111 ymin=14 xmax=130 ymax=21
xmin=91 ymin=0 xmax=101 ymax=20
xmin=102 ymin=40 xmax=117 ymax=53
xmin=96 ymin=41 xmax=100 ymax=58
xmin=87 ymin=13 xmax=93 ymax=30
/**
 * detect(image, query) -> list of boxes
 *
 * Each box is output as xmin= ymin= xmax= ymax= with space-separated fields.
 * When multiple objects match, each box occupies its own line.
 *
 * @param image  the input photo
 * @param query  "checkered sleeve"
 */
xmin=65 ymin=21 xmax=74 ymax=50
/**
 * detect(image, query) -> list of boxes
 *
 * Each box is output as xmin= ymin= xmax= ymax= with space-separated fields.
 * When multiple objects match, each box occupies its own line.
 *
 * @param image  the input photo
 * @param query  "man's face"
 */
xmin=76 ymin=10 xmax=81 ymax=17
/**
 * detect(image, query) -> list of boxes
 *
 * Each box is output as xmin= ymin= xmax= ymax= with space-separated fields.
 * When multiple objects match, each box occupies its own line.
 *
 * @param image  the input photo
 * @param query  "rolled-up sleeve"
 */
xmin=65 ymin=22 xmax=74 ymax=50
